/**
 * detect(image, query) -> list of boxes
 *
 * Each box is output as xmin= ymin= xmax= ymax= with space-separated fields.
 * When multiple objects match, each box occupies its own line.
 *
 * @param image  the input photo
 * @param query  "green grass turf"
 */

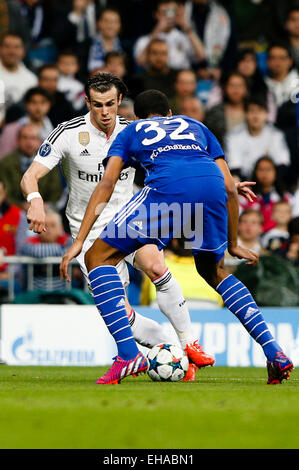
xmin=0 ymin=365 xmax=298 ymax=449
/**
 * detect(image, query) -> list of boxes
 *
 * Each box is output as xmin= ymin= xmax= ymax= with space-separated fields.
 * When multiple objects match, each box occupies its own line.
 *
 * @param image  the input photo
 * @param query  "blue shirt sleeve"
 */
xmin=103 ymin=125 xmax=134 ymax=168
xmin=203 ymin=125 xmax=225 ymax=160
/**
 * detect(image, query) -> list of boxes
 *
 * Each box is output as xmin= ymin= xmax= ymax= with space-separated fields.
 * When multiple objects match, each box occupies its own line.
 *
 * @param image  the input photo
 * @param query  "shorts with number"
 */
xmin=100 ymin=175 xmax=228 ymax=263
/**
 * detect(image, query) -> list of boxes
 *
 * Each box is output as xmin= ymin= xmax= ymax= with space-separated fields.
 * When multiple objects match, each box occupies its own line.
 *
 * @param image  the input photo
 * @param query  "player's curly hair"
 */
xmin=85 ymin=72 xmax=128 ymax=100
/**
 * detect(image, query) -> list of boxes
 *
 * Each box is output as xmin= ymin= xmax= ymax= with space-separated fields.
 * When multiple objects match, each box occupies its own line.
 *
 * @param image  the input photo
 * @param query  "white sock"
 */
xmin=128 ymin=308 xmax=173 ymax=348
xmin=153 ymin=269 xmax=195 ymax=348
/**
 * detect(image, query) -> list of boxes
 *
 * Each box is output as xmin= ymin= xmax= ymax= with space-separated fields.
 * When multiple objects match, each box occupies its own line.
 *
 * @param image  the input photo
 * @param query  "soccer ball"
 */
xmin=147 ymin=343 xmax=189 ymax=382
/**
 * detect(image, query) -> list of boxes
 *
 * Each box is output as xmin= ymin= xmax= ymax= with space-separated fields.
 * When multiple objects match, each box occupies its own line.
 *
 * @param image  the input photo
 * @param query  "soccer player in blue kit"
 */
xmin=60 ymin=89 xmax=293 ymax=385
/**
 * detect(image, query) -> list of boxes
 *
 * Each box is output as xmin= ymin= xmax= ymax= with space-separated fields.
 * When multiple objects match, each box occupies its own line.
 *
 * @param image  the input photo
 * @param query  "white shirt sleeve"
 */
xmin=34 ymin=126 xmax=67 ymax=170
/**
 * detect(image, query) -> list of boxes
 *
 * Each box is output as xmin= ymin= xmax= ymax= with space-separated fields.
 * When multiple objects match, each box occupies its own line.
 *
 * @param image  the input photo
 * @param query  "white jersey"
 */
xmin=34 ymin=112 xmax=135 ymax=242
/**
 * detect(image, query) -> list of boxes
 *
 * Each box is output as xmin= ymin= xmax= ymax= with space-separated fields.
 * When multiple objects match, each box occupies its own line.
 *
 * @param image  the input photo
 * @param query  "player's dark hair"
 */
xmin=134 ymin=90 xmax=170 ymax=119
xmin=0 ymin=178 xmax=6 ymax=189
xmin=24 ymin=87 xmax=52 ymax=103
xmin=85 ymin=72 xmax=128 ymax=100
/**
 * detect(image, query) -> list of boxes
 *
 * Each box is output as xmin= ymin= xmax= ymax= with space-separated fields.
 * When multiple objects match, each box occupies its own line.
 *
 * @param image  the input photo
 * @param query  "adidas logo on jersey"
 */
xmin=80 ymin=149 xmax=91 ymax=156
xmin=116 ymin=298 xmax=125 ymax=308
xmin=244 ymin=306 xmax=259 ymax=319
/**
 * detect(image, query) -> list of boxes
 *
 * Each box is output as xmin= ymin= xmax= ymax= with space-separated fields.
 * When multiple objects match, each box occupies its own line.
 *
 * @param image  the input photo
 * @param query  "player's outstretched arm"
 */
xmin=60 ymin=156 xmax=124 ymax=281
xmin=215 ymin=158 xmax=259 ymax=266
xmin=20 ymin=161 xmax=51 ymax=233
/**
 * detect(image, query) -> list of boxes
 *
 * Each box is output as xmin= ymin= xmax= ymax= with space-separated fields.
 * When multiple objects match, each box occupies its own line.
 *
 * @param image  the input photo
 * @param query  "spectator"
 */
xmin=134 ymin=0 xmax=205 ymax=71
xmin=262 ymin=200 xmax=292 ymax=252
xmin=0 ymin=178 xmax=27 ymax=298
xmin=239 ymin=156 xmax=292 ymax=234
xmin=168 ymin=69 xmax=197 ymax=114
xmin=0 ymin=32 xmax=37 ymax=124
xmin=185 ymin=0 xmax=238 ymax=75
xmin=103 ymin=51 xmax=127 ymax=79
xmin=0 ymin=124 xmax=63 ymax=209
xmin=276 ymin=99 xmax=299 ymax=182
xmin=131 ymin=38 xmax=177 ymax=99
xmin=19 ymin=207 xmax=72 ymax=290
xmin=19 ymin=0 xmax=57 ymax=69
xmin=204 ymin=71 xmax=248 ymax=146
xmin=226 ymin=97 xmax=291 ymax=180
xmin=284 ymin=5 xmax=299 ymax=69
xmin=274 ymin=216 xmax=299 ymax=265
xmin=0 ymin=86 xmax=53 ymax=158
xmin=265 ymin=43 xmax=299 ymax=109
xmin=0 ymin=0 xmax=30 ymax=47
xmin=57 ymin=51 xmax=87 ymax=113
xmin=88 ymin=8 xmax=122 ymax=73
xmin=237 ymin=209 xmax=263 ymax=254
xmin=38 ymin=64 xmax=76 ymax=126
xmin=179 ymin=96 xmax=205 ymax=121
xmin=52 ymin=0 xmax=97 ymax=78
xmin=6 ymin=64 xmax=76 ymax=126
xmin=207 ymin=48 xmax=277 ymax=123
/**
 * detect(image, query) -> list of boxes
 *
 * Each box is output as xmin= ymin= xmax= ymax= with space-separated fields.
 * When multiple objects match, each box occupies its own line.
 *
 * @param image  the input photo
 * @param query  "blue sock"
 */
xmin=216 ymin=274 xmax=281 ymax=361
xmin=89 ymin=265 xmax=139 ymax=360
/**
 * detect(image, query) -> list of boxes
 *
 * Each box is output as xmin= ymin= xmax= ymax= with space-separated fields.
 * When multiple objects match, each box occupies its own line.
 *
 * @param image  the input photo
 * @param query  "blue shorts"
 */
xmin=100 ymin=175 xmax=228 ymax=263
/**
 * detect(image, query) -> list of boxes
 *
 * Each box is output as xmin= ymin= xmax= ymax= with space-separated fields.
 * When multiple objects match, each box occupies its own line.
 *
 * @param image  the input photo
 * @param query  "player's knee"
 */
xmin=84 ymin=245 xmax=96 ymax=272
xmin=146 ymin=261 xmax=167 ymax=281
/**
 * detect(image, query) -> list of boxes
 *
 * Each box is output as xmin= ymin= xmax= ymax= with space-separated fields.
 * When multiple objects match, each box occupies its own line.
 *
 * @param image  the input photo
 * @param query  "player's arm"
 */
xmin=20 ymin=161 xmax=51 ymax=233
xmin=76 ymin=156 xmax=124 ymax=245
xmin=59 ymin=156 xmax=125 ymax=281
xmin=215 ymin=157 xmax=258 ymax=265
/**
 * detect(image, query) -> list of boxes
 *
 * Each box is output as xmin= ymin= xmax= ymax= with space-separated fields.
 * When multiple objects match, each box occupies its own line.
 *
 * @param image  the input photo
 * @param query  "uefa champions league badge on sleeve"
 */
xmin=39 ymin=143 xmax=51 ymax=157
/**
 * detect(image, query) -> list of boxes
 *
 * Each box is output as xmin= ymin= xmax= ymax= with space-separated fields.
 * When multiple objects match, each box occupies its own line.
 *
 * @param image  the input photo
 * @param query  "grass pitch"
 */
xmin=0 ymin=365 xmax=298 ymax=449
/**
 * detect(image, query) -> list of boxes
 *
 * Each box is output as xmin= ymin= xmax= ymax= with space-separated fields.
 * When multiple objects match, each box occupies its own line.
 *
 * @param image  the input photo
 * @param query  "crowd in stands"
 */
xmin=0 ymin=0 xmax=298 ymax=305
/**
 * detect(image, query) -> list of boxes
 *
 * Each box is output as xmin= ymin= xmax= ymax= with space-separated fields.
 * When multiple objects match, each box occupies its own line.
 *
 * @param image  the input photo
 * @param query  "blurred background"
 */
xmin=0 ymin=0 xmax=298 ymax=313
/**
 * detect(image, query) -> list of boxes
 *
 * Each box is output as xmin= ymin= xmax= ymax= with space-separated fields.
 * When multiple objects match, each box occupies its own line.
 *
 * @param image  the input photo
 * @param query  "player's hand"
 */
xmin=60 ymin=239 xmax=83 ymax=282
xmin=235 ymin=181 xmax=256 ymax=203
xmin=26 ymin=198 xmax=46 ymax=233
xmin=228 ymin=245 xmax=259 ymax=266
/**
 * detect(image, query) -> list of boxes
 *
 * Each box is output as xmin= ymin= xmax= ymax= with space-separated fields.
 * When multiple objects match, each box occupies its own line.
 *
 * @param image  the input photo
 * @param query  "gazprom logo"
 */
xmin=11 ymin=330 xmax=95 ymax=365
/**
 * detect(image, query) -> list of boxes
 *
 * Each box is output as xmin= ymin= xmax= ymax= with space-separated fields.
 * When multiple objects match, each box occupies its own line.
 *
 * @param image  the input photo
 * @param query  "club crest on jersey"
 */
xmin=79 ymin=132 xmax=90 ymax=146
xmin=39 ymin=143 xmax=51 ymax=157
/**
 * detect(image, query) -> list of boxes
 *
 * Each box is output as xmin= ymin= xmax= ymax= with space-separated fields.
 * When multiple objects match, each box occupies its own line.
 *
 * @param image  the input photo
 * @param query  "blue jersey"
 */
xmin=105 ymin=115 xmax=225 ymax=188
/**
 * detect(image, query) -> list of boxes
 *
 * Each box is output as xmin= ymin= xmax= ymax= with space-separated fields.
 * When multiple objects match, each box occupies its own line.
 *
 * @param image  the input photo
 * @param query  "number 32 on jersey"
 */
xmin=136 ymin=117 xmax=196 ymax=146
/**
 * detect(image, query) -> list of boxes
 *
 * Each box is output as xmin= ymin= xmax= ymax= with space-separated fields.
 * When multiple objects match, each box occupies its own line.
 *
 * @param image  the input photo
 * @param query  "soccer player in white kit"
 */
xmin=21 ymin=72 xmax=255 ymax=381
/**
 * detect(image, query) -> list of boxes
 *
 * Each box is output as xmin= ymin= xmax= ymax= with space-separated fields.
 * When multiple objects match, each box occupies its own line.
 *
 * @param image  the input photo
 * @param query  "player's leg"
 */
xmin=125 ymin=296 xmax=173 ymax=348
xmin=77 ymin=239 xmax=171 ymax=350
xmin=133 ymin=244 xmax=215 ymax=374
xmin=84 ymin=239 xmax=148 ymax=384
xmin=194 ymin=252 xmax=293 ymax=384
xmin=134 ymin=245 xmax=194 ymax=347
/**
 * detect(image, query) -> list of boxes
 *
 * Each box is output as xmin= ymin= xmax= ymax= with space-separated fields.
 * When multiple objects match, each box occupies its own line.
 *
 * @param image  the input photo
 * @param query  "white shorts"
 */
xmin=76 ymin=238 xmax=136 ymax=287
